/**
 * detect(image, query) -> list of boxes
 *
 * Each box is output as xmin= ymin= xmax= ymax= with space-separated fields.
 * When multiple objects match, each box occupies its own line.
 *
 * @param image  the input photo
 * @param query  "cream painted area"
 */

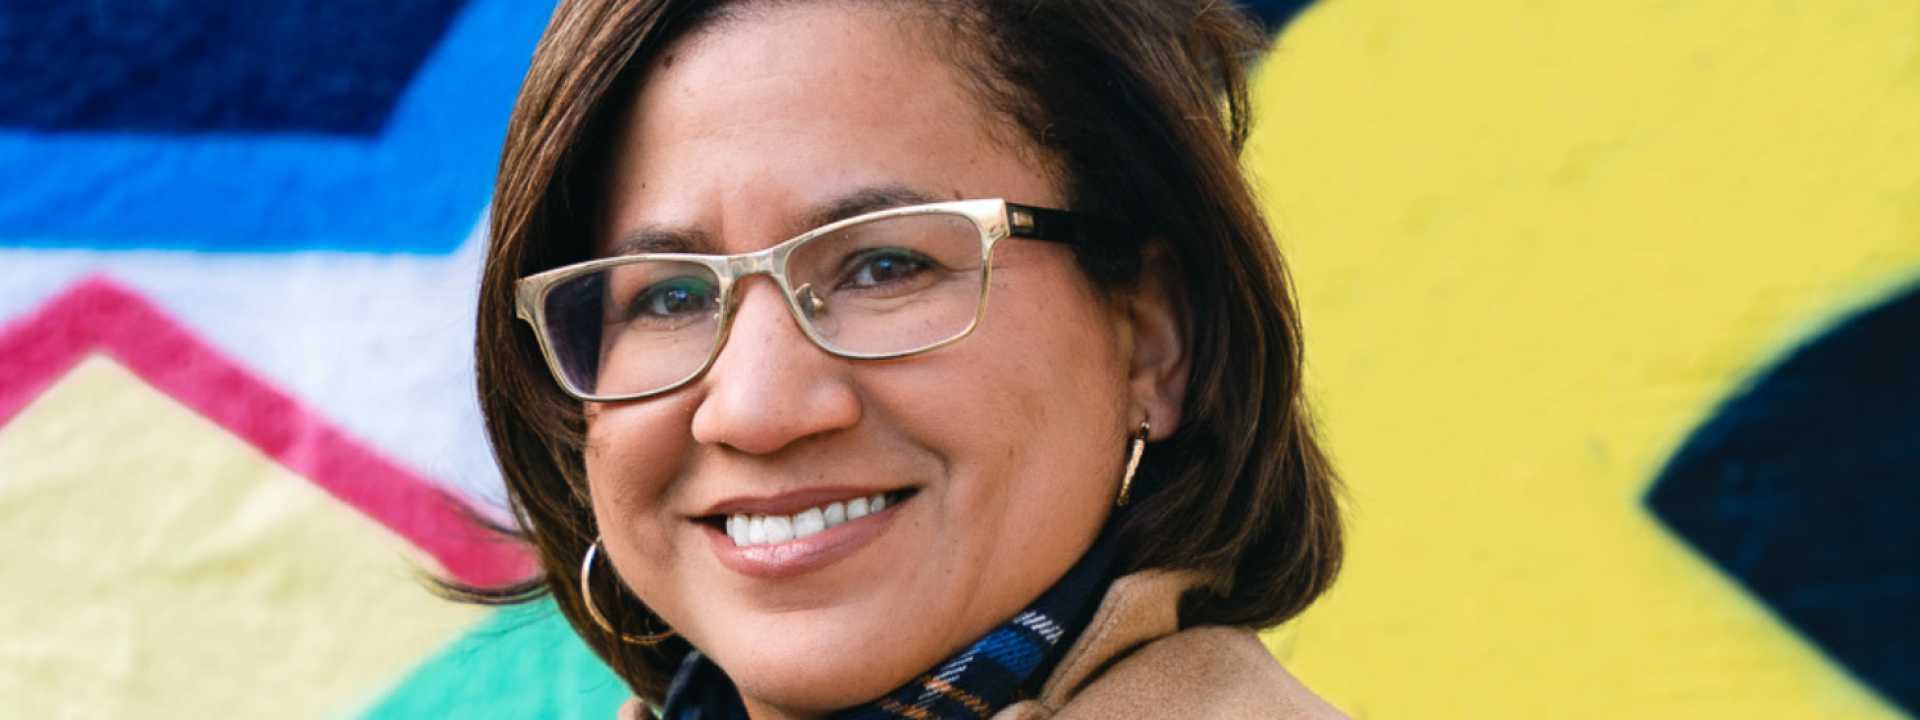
xmin=0 ymin=355 xmax=485 ymax=719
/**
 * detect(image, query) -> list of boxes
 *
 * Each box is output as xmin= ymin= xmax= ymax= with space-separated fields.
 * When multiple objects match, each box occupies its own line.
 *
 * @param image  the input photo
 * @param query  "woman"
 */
xmin=472 ymin=0 xmax=1346 ymax=717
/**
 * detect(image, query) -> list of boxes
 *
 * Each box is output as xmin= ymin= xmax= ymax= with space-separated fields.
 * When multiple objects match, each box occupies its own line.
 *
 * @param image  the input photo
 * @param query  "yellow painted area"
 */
xmin=1248 ymin=1 xmax=1920 ymax=717
xmin=0 ymin=356 xmax=485 ymax=720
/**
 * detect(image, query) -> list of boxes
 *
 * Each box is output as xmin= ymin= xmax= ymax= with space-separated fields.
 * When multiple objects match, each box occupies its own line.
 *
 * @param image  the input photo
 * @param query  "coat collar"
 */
xmin=619 ymin=570 xmax=1214 ymax=720
xmin=1028 ymin=569 xmax=1207 ymax=706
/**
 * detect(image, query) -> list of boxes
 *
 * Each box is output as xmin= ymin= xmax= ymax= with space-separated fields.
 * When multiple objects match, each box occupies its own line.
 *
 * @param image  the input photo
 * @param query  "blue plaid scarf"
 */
xmin=660 ymin=533 xmax=1115 ymax=720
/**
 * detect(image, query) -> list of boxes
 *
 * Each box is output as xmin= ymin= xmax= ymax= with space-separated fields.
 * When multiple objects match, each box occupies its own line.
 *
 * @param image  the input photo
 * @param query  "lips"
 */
xmin=724 ymin=492 xmax=895 ymax=546
xmin=699 ymin=489 xmax=913 ymax=579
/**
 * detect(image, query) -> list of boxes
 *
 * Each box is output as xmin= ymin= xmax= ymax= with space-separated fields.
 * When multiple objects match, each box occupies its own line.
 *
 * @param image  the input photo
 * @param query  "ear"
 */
xmin=1122 ymin=246 xmax=1189 ymax=441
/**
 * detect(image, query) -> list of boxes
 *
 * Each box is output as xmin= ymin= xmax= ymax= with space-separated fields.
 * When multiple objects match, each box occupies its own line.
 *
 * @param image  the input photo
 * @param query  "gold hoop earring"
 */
xmin=1117 ymin=417 xmax=1151 ymax=507
xmin=580 ymin=537 xmax=675 ymax=645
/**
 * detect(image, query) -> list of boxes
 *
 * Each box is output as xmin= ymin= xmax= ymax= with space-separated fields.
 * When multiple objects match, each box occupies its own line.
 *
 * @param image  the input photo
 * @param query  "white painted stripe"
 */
xmin=0 ymin=214 xmax=502 ymax=507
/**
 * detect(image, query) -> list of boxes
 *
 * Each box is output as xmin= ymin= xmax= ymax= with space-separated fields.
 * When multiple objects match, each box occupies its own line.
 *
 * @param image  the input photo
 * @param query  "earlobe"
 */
xmin=1124 ymin=248 xmax=1189 ymax=441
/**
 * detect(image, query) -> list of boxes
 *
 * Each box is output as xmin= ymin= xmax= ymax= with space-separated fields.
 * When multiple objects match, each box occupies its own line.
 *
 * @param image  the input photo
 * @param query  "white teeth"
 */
xmin=728 ymin=515 xmax=748 ymax=541
xmin=726 ymin=493 xmax=896 ymax=547
xmin=793 ymin=508 xmax=826 ymax=539
xmin=764 ymin=516 xmax=794 ymax=544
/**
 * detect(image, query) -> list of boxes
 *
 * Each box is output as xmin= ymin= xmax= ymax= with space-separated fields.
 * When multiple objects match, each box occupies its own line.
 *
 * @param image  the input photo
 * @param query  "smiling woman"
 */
xmin=470 ymin=0 xmax=1346 ymax=718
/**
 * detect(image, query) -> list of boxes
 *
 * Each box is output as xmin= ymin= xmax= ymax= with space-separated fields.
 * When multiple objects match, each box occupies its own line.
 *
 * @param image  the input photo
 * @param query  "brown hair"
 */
xmin=469 ymin=0 xmax=1342 ymax=701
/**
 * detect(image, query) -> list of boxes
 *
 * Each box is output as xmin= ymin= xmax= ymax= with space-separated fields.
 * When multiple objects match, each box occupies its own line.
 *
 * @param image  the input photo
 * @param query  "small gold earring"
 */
xmin=1117 ymin=417 xmax=1151 ymax=507
xmin=580 ymin=537 xmax=675 ymax=645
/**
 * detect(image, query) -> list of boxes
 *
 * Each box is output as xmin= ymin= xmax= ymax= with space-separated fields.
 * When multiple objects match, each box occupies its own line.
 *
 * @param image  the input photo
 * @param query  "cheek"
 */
xmin=932 ymin=307 xmax=1132 ymax=600
xmin=581 ymin=401 xmax=693 ymax=533
xmin=950 ymin=276 xmax=1134 ymax=500
xmin=581 ymin=404 xmax=701 ymax=609
xmin=997 ymin=277 xmax=1132 ymax=421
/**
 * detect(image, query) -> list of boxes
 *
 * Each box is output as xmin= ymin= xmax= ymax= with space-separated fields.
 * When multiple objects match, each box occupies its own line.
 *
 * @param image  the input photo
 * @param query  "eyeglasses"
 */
xmin=516 ymin=198 xmax=1109 ymax=401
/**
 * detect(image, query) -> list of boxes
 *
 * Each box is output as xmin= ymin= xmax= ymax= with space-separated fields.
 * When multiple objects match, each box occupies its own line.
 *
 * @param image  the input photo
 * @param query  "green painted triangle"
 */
xmin=356 ymin=598 xmax=630 ymax=719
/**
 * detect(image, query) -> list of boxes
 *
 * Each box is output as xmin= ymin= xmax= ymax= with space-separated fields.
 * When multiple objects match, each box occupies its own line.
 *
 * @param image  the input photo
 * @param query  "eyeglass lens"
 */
xmin=540 ymin=212 xmax=988 ymax=397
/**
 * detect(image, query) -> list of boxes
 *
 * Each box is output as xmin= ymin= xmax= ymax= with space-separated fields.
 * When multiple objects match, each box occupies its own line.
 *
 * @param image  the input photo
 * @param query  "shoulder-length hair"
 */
xmin=470 ymin=0 xmax=1341 ymax=701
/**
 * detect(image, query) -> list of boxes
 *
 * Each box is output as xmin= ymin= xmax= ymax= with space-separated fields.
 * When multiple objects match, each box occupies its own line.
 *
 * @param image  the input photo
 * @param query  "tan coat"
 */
xmin=995 ymin=570 xmax=1348 ymax=719
xmin=623 ymin=570 xmax=1349 ymax=719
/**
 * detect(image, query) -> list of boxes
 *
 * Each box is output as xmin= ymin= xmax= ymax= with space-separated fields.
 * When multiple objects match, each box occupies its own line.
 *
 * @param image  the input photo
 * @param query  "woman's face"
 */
xmin=585 ymin=3 xmax=1182 ymax=716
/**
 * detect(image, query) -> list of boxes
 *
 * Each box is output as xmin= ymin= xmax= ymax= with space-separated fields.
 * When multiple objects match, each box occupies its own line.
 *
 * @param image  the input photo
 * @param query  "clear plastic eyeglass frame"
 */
xmin=514 ymin=198 xmax=1102 ymax=402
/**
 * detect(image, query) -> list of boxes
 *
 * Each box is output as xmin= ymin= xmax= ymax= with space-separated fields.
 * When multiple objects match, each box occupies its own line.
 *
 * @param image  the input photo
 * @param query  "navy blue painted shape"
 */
xmin=0 ymin=0 xmax=554 ymax=252
xmin=0 ymin=0 xmax=472 ymax=136
xmin=1238 ymin=0 xmax=1320 ymax=34
xmin=1647 ymin=281 xmax=1920 ymax=714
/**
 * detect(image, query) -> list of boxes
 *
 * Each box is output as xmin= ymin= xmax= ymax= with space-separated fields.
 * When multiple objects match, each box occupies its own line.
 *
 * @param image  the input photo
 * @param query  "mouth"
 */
xmin=697 ymin=489 xmax=916 ymax=548
xmin=698 ymin=489 xmax=916 ymax=579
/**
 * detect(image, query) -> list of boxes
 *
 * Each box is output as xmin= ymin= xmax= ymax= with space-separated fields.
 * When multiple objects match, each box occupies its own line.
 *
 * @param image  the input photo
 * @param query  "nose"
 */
xmin=689 ymin=277 xmax=861 ymax=454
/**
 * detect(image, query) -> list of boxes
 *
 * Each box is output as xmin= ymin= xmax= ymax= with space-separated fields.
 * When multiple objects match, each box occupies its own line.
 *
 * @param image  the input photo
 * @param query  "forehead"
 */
xmin=596 ymin=1 xmax=1057 ymax=255
xmin=644 ymin=2 xmax=978 ymax=162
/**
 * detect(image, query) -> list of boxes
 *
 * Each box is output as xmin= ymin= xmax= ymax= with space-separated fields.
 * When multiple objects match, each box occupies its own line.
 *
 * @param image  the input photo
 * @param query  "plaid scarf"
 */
xmin=660 ymin=533 xmax=1115 ymax=720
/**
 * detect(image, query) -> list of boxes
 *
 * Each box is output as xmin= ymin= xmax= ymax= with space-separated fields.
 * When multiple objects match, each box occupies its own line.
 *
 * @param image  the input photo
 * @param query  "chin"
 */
xmin=695 ymin=602 xmax=962 ymax=716
xmin=725 ymin=647 xmax=906 ymax=715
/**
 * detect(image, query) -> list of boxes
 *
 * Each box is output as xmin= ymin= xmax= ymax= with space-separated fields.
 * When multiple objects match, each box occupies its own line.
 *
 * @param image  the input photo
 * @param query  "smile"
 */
xmin=725 ymin=492 xmax=895 ymax=547
xmin=703 ymin=489 xmax=914 ymax=579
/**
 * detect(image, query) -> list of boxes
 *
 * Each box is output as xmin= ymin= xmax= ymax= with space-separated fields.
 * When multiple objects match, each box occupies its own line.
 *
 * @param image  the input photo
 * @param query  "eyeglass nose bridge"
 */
xmin=723 ymin=247 xmax=783 ymax=279
xmin=707 ymin=243 xmax=829 ymax=357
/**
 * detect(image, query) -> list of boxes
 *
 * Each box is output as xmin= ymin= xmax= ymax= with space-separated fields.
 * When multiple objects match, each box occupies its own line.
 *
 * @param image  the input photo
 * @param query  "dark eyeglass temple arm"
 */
xmin=1005 ymin=202 xmax=1131 ymax=247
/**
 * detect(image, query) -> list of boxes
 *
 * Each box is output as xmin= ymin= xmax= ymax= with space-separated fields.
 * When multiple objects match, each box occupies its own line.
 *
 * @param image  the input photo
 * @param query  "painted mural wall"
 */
xmin=0 ymin=1 xmax=630 ymax=717
xmin=1 ymin=0 xmax=1913 ymax=718
xmin=1252 ymin=1 xmax=1920 ymax=718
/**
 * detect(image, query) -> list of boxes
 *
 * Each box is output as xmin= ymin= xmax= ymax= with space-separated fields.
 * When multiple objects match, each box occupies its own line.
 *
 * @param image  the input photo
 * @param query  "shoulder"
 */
xmin=997 ymin=572 xmax=1348 ymax=719
xmin=1064 ymin=625 xmax=1347 ymax=718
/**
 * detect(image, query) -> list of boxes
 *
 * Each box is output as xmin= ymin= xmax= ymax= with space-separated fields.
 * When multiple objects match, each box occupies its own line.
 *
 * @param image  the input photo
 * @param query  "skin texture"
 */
xmin=585 ymin=4 xmax=1188 ymax=718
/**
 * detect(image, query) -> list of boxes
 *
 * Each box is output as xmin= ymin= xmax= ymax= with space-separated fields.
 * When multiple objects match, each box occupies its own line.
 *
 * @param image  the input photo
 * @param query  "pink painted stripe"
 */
xmin=0 ymin=274 xmax=533 ymax=586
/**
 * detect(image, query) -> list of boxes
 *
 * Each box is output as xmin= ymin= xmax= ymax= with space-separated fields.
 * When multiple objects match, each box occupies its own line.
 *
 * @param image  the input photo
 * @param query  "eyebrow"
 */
xmin=801 ymin=185 xmax=945 ymax=231
xmin=610 ymin=227 xmax=710 ymax=256
xmin=608 ymin=184 xmax=947 ymax=257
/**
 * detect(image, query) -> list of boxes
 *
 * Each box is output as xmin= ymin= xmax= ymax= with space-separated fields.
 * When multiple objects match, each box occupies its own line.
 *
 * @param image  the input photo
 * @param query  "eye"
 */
xmin=629 ymin=276 xmax=718 ymax=321
xmin=841 ymin=248 xmax=934 ymax=289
